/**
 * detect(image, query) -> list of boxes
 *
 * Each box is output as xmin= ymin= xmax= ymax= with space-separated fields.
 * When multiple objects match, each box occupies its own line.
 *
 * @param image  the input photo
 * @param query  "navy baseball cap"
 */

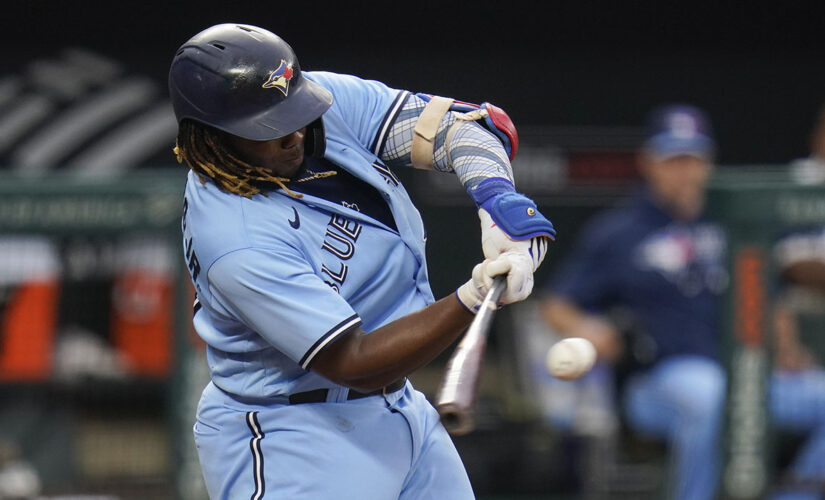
xmin=643 ymin=104 xmax=715 ymax=159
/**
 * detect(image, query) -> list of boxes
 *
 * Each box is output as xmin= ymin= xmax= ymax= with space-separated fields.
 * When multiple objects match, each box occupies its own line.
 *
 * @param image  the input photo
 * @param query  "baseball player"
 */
xmin=542 ymin=104 xmax=825 ymax=499
xmin=169 ymin=23 xmax=555 ymax=499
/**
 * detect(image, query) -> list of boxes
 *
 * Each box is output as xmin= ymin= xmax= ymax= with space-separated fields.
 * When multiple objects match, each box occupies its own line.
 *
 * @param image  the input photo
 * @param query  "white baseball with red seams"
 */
xmin=546 ymin=337 xmax=597 ymax=380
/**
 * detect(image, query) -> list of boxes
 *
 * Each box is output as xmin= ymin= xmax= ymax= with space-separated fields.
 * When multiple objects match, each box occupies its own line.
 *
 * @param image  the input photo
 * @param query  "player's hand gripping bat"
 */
xmin=435 ymin=276 xmax=506 ymax=436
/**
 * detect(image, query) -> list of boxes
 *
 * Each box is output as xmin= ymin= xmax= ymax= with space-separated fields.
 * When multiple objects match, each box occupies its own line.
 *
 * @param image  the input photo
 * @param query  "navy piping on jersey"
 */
xmin=370 ymin=90 xmax=410 ymax=156
xmin=371 ymin=161 xmax=400 ymax=187
xmin=246 ymin=411 xmax=265 ymax=500
xmin=300 ymin=314 xmax=362 ymax=370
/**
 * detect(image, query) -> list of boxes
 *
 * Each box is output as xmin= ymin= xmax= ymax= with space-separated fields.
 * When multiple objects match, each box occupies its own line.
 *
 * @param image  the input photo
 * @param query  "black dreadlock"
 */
xmin=174 ymin=120 xmax=334 ymax=198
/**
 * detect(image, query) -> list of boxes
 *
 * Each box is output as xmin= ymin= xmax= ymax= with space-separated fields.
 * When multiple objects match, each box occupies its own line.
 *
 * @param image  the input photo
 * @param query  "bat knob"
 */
xmin=437 ymin=402 xmax=474 ymax=436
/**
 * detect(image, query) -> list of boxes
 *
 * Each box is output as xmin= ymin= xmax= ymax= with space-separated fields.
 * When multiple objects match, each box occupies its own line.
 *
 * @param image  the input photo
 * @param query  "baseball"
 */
xmin=546 ymin=337 xmax=597 ymax=380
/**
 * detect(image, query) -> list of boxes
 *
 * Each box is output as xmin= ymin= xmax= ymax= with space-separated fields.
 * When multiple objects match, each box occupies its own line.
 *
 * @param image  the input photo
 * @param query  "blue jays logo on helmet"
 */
xmin=262 ymin=60 xmax=294 ymax=96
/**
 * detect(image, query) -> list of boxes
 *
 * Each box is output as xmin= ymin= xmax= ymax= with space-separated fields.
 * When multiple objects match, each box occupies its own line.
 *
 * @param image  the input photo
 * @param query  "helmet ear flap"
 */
xmin=305 ymin=118 xmax=326 ymax=158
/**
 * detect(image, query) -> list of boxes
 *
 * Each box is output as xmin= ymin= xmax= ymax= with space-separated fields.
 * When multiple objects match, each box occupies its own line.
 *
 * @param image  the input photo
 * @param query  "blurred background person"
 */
xmin=781 ymin=100 xmax=825 ymax=293
xmin=769 ymin=99 xmax=825 ymax=496
xmin=540 ymin=104 xmax=825 ymax=499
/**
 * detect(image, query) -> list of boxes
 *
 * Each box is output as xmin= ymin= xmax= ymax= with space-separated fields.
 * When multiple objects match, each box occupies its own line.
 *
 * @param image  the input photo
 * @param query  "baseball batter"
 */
xmin=169 ymin=24 xmax=555 ymax=499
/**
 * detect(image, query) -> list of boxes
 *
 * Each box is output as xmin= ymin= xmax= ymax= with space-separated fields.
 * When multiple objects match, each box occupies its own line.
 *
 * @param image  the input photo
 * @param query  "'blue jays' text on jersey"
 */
xmin=181 ymin=72 xmax=434 ymax=400
xmin=547 ymin=188 xmax=728 ymax=366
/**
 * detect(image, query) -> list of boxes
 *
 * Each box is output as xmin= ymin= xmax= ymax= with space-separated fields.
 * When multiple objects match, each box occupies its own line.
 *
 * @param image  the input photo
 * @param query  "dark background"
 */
xmin=3 ymin=1 xmax=824 ymax=164
xmin=4 ymin=0 xmax=823 ymax=299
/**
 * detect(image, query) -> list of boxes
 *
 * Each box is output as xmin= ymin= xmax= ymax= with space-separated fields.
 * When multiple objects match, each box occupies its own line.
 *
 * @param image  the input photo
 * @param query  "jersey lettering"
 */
xmin=182 ymin=197 xmax=189 ymax=232
xmin=321 ymin=262 xmax=348 ymax=285
xmin=182 ymin=196 xmax=201 ymax=281
xmin=185 ymin=236 xmax=201 ymax=281
xmin=320 ymin=215 xmax=362 ymax=292
xmin=322 ymin=230 xmax=357 ymax=260
xmin=330 ymin=215 xmax=362 ymax=240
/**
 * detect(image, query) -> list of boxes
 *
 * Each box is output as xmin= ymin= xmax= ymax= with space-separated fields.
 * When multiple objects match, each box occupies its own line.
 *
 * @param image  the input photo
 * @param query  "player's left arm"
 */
xmin=379 ymin=93 xmax=556 ymax=302
xmin=379 ymin=93 xmax=518 ymax=186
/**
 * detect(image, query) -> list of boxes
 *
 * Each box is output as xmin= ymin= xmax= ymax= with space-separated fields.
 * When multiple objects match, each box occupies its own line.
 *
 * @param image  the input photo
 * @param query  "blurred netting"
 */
xmin=0 ymin=171 xmax=207 ymax=500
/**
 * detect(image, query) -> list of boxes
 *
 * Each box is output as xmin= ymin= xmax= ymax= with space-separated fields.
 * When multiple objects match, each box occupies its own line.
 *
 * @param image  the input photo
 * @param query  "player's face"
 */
xmin=642 ymin=153 xmax=712 ymax=220
xmin=227 ymin=127 xmax=307 ymax=178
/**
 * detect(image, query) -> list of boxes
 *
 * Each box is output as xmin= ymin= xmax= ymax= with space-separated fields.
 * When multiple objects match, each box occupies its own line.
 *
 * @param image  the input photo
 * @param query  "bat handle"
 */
xmin=436 ymin=276 xmax=507 ymax=435
xmin=483 ymin=275 xmax=507 ymax=309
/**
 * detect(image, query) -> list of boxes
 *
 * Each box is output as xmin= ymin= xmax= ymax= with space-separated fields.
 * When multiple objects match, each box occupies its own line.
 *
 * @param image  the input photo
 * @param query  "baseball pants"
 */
xmin=193 ymin=381 xmax=475 ymax=499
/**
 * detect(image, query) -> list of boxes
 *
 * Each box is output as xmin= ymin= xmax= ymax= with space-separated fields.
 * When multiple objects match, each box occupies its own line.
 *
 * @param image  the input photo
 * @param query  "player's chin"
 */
xmin=270 ymin=155 xmax=304 ymax=178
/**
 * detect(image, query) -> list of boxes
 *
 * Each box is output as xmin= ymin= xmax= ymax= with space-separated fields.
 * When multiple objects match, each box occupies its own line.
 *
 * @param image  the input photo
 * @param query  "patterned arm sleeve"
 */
xmin=380 ymin=93 xmax=514 ymax=188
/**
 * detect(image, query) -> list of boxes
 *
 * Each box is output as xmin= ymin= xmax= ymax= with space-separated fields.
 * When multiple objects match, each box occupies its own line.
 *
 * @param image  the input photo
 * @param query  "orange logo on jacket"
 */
xmin=262 ymin=60 xmax=294 ymax=96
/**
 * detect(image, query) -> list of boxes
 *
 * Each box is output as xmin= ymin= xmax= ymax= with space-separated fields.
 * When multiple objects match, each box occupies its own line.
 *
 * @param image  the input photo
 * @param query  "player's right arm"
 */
xmin=208 ymin=246 xmax=530 ymax=393
xmin=312 ymin=253 xmax=527 ymax=391
xmin=312 ymin=294 xmax=473 ymax=391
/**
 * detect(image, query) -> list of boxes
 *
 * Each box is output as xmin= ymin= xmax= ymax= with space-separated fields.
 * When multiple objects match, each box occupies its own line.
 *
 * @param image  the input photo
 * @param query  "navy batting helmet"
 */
xmin=169 ymin=23 xmax=333 ymax=142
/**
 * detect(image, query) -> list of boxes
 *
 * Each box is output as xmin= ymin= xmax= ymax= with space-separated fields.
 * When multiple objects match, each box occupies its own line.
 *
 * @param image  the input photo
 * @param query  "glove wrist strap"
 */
xmin=468 ymin=177 xmax=515 ymax=209
xmin=455 ymin=283 xmax=480 ymax=314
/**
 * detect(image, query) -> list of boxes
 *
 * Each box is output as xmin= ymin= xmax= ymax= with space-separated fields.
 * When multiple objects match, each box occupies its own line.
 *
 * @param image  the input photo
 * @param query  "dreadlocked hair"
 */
xmin=174 ymin=119 xmax=304 ymax=198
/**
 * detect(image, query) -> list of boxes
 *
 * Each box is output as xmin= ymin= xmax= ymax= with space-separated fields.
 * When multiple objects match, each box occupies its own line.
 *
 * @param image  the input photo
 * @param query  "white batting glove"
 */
xmin=456 ymin=251 xmax=535 ymax=313
xmin=479 ymin=208 xmax=549 ymax=271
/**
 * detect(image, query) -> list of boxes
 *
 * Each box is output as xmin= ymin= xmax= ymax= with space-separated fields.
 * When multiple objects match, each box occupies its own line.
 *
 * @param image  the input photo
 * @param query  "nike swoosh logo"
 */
xmin=289 ymin=207 xmax=300 ymax=229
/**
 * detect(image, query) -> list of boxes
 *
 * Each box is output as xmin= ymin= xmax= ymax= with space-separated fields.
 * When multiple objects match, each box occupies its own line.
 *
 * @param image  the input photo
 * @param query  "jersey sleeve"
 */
xmin=303 ymin=71 xmax=409 ymax=153
xmin=207 ymin=247 xmax=362 ymax=370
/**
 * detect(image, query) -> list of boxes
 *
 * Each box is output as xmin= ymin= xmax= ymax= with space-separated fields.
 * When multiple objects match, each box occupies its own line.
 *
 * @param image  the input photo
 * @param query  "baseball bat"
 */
xmin=435 ymin=276 xmax=506 ymax=436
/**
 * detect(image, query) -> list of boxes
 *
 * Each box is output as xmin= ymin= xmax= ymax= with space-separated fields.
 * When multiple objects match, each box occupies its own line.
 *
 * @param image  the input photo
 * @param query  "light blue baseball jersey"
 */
xmin=182 ymin=71 xmax=435 ymax=400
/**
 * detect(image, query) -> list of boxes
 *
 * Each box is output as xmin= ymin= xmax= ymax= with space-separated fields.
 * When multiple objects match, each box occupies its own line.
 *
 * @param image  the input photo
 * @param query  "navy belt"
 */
xmin=288 ymin=378 xmax=407 ymax=405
